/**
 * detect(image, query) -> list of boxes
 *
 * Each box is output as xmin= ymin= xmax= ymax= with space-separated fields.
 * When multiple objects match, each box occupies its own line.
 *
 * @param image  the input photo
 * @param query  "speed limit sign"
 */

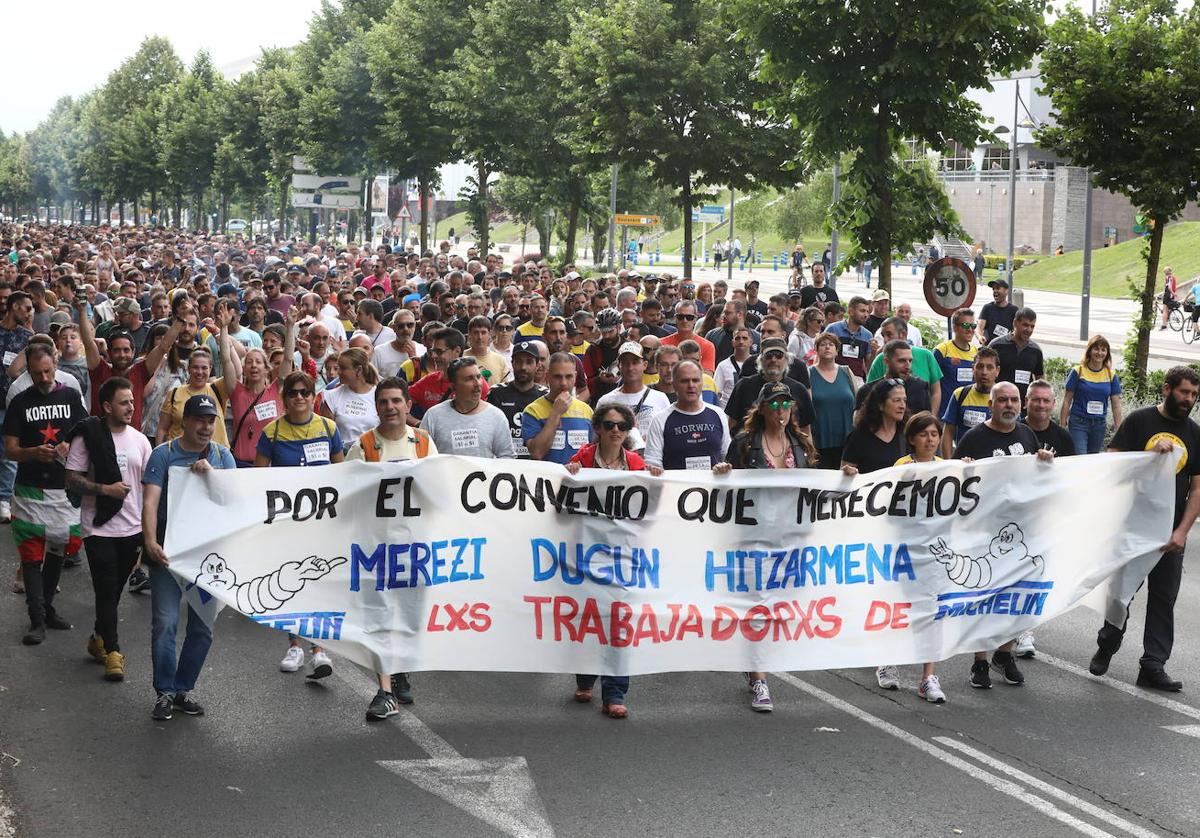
xmin=923 ymin=257 xmax=977 ymax=317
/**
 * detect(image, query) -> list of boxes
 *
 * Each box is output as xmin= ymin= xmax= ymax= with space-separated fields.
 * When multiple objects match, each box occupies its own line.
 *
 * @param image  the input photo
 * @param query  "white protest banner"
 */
xmin=164 ymin=452 xmax=1174 ymax=676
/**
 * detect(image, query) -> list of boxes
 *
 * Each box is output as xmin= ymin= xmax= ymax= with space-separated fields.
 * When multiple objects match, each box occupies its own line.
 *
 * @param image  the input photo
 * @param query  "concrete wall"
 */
xmin=944 ymin=179 xmax=1055 ymax=254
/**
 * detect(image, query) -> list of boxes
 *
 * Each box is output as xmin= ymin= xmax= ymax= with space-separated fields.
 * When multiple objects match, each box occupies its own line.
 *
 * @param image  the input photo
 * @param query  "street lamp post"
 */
xmin=1006 ymin=79 xmax=1019 ymax=291
xmin=1080 ymin=0 xmax=1098 ymax=340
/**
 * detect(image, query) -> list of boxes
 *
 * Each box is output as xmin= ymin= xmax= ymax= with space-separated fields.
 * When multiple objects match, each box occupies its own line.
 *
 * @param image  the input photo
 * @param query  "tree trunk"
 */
xmin=133 ymin=197 xmax=139 ymax=226
xmin=118 ymin=201 xmax=125 ymax=226
xmin=194 ymin=192 xmax=204 ymax=231
xmin=173 ymin=191 xmax=182 ymax=229
xmin=681 ymin=174 xmax=694 ymax=279
xmin=278 ymin=180 xmax=288 ymax=241
xmin=220 ymin=193 xmax=229 ymax=232
xmin=364 ymin=170 xmax=374 ymax=245
xmin=150 ymin=190 xmax=158 ymax=225
xmin=563 ymin=192 xmax=581 ymax=269
xmin=875 ymin=108 xmax=893 ymax=295
xmin=1132 ymin=217 xmax=1166 ymax=396
xmin=418 ymin=172 xmax=431 ymax=255
xmin=592 ymin=223 xmax=606 ymax=266
xmin=476 ymin=157 xmax=490 ymax=256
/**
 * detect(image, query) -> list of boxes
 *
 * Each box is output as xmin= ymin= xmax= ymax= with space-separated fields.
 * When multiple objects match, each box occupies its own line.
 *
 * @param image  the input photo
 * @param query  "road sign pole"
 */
xmin=1007 ymin=79 xmax=1019 ymax=290
xmin=1079 ymin=0 xmax=1097 ymax=341
xmin=607 ymin=165 xmax=618 ymax=272
xmin=727 ymin=188 xmax=735 ymax=281
xmin=701 ymin=221 xmax=707 ymax=267
xmin=831 ymin=161 xmax=841 ymax=291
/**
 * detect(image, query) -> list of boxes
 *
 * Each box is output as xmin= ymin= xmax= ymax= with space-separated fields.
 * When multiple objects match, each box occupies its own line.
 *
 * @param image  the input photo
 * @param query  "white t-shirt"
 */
xmin=317 ymin=315 xmax=348 ymax=344
xmin=373 ymin=340 xmax=425 ymax=379
xmin=594 ymin=386 xmax=670 ymax=450
xmin=352 ymin=326 xmax=397 ymax=351
xmin=320 ymin=384 xmax=378 ymax=444
xmin=713 ymin=356 xmax=752 ymax=408
xmin=65 ymin=425 xmax=153 ymax=538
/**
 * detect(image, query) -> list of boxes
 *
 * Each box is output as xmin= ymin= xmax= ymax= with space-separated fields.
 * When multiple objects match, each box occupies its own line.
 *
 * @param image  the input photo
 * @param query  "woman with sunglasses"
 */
xmin=255 ymin=370 xmax=344 ymax=680
xmin=218 ymin=303 xmax=294 ymax=467
xmin=492 ymin=314 xmax=516 ymax=370
xmin=714 ymin=381 xmax=818 ymax=712
xmin=320 ymin=348 xmax=379 ymax=453
xmin=564 ymin=404 xmax=642 ymax=719
xmin=875 ymin=411 xmax=948 ymax=702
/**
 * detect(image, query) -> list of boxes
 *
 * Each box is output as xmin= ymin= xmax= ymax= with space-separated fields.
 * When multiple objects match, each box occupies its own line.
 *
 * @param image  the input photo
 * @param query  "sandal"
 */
xmin=602 ymin=703 xmax=628 ymax=719
xmin=573 ymin=688 xmax=593 ymax=703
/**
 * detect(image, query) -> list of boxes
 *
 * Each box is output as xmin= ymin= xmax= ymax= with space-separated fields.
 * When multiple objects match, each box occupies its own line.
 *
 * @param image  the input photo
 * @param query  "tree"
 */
xmin=214 ymin=73 xmax=271 ymax=230
xmin=773 ymin=170 xmax=834 ymax=243
xmin=736 ymin=0 xmax=1044 ymax=293
xmin=1039 ymin=0 xmax=1200 ymax=394
xmin=255 ymin=48 xmax=305 ymax=236
xmin=159 ymin=52 xmax=223 ymax=229
xmin=560 ymin=0 xmax=805 ymax=278
xmin=0 ymin=133 xmax=33 ymax=217
xmin=367 ymin=0 xmax=472 ymax=253
xmin=734 ymin=191 xmax=777 ymax=266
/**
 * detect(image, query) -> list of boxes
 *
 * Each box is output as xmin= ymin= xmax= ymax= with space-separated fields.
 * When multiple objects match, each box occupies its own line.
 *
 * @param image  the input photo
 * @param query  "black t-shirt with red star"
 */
xmin=3 ymin=385 xmax=87 ymax=489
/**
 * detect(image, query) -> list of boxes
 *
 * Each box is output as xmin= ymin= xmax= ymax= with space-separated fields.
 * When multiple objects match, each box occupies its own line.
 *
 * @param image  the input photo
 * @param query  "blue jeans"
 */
xmin=576 ymin=674 xmax=630 ymax=704
xmin=0 ymin=410 xmax=16 ymax=500
xmin=149 ymin=562 xmax=213 ymax=696
xmin=1068 ymin=413 xmax=1107 ymax=454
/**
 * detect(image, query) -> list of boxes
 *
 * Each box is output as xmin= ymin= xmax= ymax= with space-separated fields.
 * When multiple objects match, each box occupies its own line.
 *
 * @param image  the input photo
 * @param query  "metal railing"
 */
xmin=937 ymin=169 xmax=1055 ymax=183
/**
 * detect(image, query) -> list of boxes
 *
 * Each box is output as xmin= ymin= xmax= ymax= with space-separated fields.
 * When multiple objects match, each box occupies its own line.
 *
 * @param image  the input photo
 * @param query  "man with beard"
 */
xmin=80 ymin=298 xmax=176 ymax=428
xmin=1089 ymin=366 xmax=1200 ymax=692
xmin=487 ymin=344 xmax=547 ymax=459
xmin=5 ymin=345 xmax=87 ymax=645
xmin=421 ymin=358 xmax=514 ymax=458
xmin=583 ymin=308 xmax=624 ymax=404
xmin=724 ymin=337 xmax=814 ymax=435
xmin=953 ymin=381 xmax=1053 ymax=690
xmin=407 ymin=328 xmax=489 ymax=424
xmin=542 ymin=316 xmax=589 ymax=404
xmin=0 ymin=290 xmax=34 ymax=523
xmin=704 ymin=298 xmax=761 ymax=365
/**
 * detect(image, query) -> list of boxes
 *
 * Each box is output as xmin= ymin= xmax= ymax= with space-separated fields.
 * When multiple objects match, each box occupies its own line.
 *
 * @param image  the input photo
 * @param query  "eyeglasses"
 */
xmin=957 ymin=321 xmax=976 ymax=329
xmin=600 ymin=420 xmax=632 ymax=432
xmin=675 ymin=313 xmax=696 ymax=321
xmin=284 ymin=389 xmax=312 ymax=398
xmin=428 ymin=348 xmax=448 ymax=356
xmin=496 ymin=324 xmax=514 ymax=331
xmin=767 ymin=399 xmax=794 ymax=410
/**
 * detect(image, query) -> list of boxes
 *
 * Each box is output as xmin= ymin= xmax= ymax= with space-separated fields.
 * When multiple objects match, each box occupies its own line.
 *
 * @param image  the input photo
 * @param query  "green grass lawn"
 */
xmin=1013 ymin=222 xmax=1200 ymax=298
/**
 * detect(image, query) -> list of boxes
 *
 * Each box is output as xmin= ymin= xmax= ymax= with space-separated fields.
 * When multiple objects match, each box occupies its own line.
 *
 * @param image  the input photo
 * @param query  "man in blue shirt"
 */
xmin=142 ymin=394 xmax=236 ymax=722
xmin=824 ymin=295 xmax=874 ymax=379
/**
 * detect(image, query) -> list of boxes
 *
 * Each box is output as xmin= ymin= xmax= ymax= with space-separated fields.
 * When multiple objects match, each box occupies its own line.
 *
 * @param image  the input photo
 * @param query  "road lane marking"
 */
xmin=934 ymin=737 xmax=1162 ymax=838
xmin=1161 ymin=724 xmax=1200 ymax=739
xmin=1036 ymin=653 xmax=1200 ymax=722
xmin=772 ymin=672 xmax=1120 ymax=838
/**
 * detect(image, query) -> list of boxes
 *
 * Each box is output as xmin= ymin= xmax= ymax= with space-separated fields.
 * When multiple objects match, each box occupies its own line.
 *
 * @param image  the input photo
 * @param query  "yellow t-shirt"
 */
xmin=161 ymin=378 xmax=229 ymax=446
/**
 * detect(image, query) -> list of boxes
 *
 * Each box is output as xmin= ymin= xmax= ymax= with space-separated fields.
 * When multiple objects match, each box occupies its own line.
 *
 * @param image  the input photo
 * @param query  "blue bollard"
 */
xmin=772 ymin=256 xmax=779 ymax=271
xmin=756 ymin=250 xmax=762 ymax=265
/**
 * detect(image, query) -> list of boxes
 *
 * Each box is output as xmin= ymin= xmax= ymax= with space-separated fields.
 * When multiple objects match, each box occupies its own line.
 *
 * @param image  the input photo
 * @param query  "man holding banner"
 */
xmin=1091 ymin=366 xmax=1200 ymax=692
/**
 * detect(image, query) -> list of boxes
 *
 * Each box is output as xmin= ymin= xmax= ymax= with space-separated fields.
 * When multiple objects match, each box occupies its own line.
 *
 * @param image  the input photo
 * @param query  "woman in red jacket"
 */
xmin=565 ymin=404 xmax=642 ymax=718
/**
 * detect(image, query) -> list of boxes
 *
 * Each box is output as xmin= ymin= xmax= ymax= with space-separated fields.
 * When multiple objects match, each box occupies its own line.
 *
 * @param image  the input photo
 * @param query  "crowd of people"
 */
xmin=1 ymin=222 xmax=1193 ymax=724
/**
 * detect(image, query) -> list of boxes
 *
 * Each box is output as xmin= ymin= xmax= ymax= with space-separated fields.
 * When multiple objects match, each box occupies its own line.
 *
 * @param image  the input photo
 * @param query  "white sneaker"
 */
xmin=308 ymin=650 xmax=333 ymax=680
xmin=0 ymin=500 xmax=11 ymax=523
xmin=1015 ymin=630 xmax=1036 ymax=659
xmin=750 ymin=679 xmax=773 ymax=712
xmin=279 ymin=646 xmax=304 ymax=672
xmin=876 ymin=665 xmax=900 ymax=690
xmin=918 ymin=675 xmax=946 ymax=704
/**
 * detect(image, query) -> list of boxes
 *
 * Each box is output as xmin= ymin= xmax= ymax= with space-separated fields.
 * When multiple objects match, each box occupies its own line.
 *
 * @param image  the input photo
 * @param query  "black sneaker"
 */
xmin=1089 ymin=649 xmax=1112 ymax=676
xmin=44 ymin=609 xmax=72 ymax=631
xmin=21 ymin=623 xmax=46 ymax=646
xmin=390 ymin=673 xmax=414 ymax=704
xmin=366 ymin=689 xmax=400 ymax=720
xmin=173 ymin=692 xmax=205 ymax=715
xmin=152 ymin=692 xmax=174 ymax=721
xmin=128 ymin=568 xmax=150 ymax=593
xmin=63 ymin=555 xmax=81 ymax=569
xmin=970 ymin=660 xmax=992 ymax=689
xmin=1136 ymin=668 xmax=1183 ymax=692
xmin=991 ymin=651 xmax=1025 ymax=685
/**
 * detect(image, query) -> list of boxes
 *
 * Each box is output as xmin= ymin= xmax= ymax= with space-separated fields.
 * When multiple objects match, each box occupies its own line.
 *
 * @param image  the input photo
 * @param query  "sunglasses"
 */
xmin=767 ymin=399 xmax=794 ymax=410
xmin=600 ymin=420 xmax=632 ymax=432
xmin=675 ymin=313 xmax=696 ymax=321
xmin=957 ymin=321 xmax=976 ymax=329
xmin=284 ymin=388 xmax=312 ymax=398
xmin=496 ymin=324 xmax=515 ymax=331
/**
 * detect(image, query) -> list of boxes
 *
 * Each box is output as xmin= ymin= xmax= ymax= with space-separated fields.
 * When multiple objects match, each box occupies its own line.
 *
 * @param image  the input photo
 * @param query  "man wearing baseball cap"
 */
xmin=141 ymin=393 xmax=236 ymax=721
xmin=594 ymin=341 xmax=670 ymax=440
xmin=866 ymin=289 xmax=891 ymax=334
xmin=978 ymin=278 xmax=1017 ymax=345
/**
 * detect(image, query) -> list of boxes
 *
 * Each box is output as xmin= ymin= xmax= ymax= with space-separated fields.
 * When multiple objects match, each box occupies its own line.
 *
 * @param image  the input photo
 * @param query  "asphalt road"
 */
xmin=1 ymin=525 xmax=1199 ymax=838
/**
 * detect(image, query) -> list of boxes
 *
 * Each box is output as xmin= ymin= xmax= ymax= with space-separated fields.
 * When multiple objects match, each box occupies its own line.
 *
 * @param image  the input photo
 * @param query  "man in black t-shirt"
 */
xmin=4 ymin=345 xmax=87 ymax=645
xmin=1021 ymin=379 xmax=1075 ymax=457
xmin=486 ymin=344 xmax=546 ymax=459
xmin=978 ymin=279 xmax=1017 ymax=344
xmin=725 ymin=338 xmax=814 ymax=435
xmin=1090 ymin=366 xmax=1200 ymax=692
xmin=856 ymin=341 xmax=933 ymax=415
xmin=989 ymin=307 xmax=1044 ymax=402
xmin=799 ymin=263 xmax=840 ymax=309
xmin=954 ymin=381 xmax=1054 ymax=689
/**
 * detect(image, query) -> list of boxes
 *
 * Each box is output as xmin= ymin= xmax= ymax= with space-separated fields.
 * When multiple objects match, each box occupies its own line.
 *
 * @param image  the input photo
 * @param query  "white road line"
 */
xmin=1161 ymin=724 xmax=1200 ymax=739
xmin=332 ymin=664 xmax=460 ymax=759
xmin=933 ymin=737 xmax=1162 ymax=838
xmin=771 ymin=672 xmax=1119 ymax=838
xmin=1036 ymin=653 xmax=1200 ymax=722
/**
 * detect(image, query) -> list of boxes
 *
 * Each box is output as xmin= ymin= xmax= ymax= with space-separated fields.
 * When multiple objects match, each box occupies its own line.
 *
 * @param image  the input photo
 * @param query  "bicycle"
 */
xmin=1184 ymin=301 xmax=1198 ymax=343
xmin=1157 ymin=296 xmax=1185 ymax=332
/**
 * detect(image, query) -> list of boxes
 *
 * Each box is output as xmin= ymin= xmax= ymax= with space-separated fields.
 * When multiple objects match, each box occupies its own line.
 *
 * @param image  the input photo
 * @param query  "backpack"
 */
xmin=358 ymin=427 xmax=431 ymax=462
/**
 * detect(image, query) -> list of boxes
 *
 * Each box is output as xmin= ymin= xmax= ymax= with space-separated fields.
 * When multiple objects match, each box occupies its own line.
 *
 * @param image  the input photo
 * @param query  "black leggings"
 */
xmin=85 ymin=534 xmax=142 ymax=653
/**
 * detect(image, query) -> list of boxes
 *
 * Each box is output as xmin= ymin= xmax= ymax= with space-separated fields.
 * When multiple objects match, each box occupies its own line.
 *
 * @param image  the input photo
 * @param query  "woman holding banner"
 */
xmin=565 ymin=404 xmax=642 ymax=719
xmin=715 ymin=381 xmax=817 ymax=712
xmin=887 ymin=411 xmax=948 ymax=703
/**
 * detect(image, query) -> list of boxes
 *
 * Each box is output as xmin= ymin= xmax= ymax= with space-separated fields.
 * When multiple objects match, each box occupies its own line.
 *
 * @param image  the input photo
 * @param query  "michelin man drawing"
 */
xmin=930 ymin=523 xmax=1044 ymax=589
xmin=192 ymin=553 xmax=347 ymax=615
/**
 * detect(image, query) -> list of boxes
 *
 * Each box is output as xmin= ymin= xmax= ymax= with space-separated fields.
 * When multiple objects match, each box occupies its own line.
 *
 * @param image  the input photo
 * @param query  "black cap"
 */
xmin=988 ymin=278 xmax=1010 ymax=289
xmin=756 ymin=381 xmax=792 ymax=404
xmin=183 ymin=394 xmax=220 ymax=418
xmin=512 ymin=342 xmax=541 ymax=360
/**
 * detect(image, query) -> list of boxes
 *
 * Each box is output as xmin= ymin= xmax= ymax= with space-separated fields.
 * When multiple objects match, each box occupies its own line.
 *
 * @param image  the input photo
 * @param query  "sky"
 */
xmin=1 ymin=0 xmax=325 ymax=135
